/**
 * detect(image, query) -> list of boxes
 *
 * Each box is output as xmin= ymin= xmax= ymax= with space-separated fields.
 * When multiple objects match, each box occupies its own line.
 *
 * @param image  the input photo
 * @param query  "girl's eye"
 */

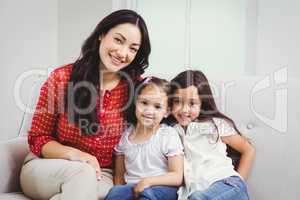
xmin=141 ymin=100 xmax=147 ymax=105
xmin=189 ymin=100 xmax=200 ymax=107
xmin=155 ymin=105 xmax=162 ymax=109
xmin=173 ymin=99 xmax=181 ymax=104
xmin=189 ymin=101 xmax=195 ymax=106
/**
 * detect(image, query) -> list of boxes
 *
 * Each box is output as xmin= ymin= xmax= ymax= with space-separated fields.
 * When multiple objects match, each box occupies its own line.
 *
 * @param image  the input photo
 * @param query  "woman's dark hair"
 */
xmin=126 ymin=76 xmax=171 ymax=126
xmin=168 ymin=70 xmax=242 ymax=168
xmin=65 ymin=9 xmax=151 ymax=135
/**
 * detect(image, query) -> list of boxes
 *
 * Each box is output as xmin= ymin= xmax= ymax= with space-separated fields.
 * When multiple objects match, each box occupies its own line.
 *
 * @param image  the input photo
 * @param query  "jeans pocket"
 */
xmin=223 ymin=176 xmax=244 ymax=189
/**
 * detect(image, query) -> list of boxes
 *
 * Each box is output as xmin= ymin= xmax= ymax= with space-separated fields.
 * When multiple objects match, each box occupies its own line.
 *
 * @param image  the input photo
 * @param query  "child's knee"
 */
xmin=188 ymin=191 xmax=207 ymax=200
xmin=139 ymin=188 xmax=155 ymax=199
xmin=106 ymin=185 xmax=133 ymax=199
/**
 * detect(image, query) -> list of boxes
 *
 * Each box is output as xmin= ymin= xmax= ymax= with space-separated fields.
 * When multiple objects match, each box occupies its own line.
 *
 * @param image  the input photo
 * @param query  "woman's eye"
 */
xmin=131 ymin=48 xmax=138 ymax=53
xmin=114 ymin=38 xmax=122 ymax=44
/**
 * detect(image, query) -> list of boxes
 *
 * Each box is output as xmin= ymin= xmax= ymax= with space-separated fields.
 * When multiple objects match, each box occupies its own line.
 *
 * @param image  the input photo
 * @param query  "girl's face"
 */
xmin=135 ymin=85 xmax=168 ymax=128
xmin=99 ymin=23 xmax=141 ymax=72
xmin=172 ymin=85 xmax=201 ymax=127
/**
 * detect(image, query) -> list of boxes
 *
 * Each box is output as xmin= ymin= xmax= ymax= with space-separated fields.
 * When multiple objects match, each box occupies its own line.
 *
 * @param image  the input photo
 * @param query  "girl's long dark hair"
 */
xmin=65 ymin=9 xmax=151 ymax=135
xmin=168 ymin=70 xmax=241 ymax=168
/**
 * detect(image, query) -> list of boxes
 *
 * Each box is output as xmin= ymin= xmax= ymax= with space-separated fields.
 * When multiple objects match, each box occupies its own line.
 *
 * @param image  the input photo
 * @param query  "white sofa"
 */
xmin=1 ymin=74 xmax=299 ymax=199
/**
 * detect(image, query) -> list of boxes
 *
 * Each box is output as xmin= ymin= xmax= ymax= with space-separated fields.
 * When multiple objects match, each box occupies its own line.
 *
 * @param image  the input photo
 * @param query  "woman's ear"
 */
xmin=99 ymin=34 xmax=104 ymax=41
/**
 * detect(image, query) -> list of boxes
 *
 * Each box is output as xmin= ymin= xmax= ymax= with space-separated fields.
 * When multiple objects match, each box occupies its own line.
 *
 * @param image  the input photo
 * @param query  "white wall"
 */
xmin=1 ymin=0 xmax=300 ymax=140
xmin=132 ymin=0 xmax=300 ymax=78
xmin=256 ymin=0 xmax=300 ymax=77
xmin=58 ymin=0 xmax=111 ymax=65
xmin=0 ymin=0 xmax=58 ymax=140
xmin=0 ymin=0 xmax=111 ymax=140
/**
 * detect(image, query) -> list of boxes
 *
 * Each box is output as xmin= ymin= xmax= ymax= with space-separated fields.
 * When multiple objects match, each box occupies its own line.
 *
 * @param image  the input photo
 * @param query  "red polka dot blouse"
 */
xmin=28 ymin=64 xmax=133 ymax=168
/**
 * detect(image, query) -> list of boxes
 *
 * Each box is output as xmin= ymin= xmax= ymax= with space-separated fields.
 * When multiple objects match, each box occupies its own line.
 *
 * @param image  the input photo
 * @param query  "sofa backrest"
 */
xmin=208 ymin=75 xmax=300 ymax=199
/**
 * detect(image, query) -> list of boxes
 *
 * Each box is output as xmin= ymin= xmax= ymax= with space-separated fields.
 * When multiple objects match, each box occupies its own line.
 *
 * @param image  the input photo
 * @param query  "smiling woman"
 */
xmin=99 ymin=23 xmax=142 ymax=72
xmin=19 ymin=9 xmax=151 ymax=200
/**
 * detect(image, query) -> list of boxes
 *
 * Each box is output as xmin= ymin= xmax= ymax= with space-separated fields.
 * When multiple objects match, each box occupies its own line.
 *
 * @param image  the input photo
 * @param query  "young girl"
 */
xmin=168 ymin=70 xmax=255 ymax=200
xmin=105 ymin=77 xmax=184 ymax=200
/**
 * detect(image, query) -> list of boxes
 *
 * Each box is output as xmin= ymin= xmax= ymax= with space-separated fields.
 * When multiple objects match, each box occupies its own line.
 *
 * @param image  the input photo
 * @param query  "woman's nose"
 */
xmin=116 ymin=46 xmax=127 ymax=60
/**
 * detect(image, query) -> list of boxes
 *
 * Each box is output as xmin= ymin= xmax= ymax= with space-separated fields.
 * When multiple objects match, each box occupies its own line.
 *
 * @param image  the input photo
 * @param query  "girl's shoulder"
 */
xmin=173 ymin=118 xmax=235 ymax=136
xmin=123 ymin=125 xmax=134 ymax=137
xmin=117 ymin=125 xmax=134 ymax=147
xmin=190 ymin=118 xmax=233 ymax=129
xmin=157 ymin=124 xmax=179 ymax=136
xmin=211 ymin=117 xmax=232 ymax=126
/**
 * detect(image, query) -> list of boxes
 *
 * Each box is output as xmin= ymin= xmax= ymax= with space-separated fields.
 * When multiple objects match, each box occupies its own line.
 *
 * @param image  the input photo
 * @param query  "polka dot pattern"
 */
xmin=28 ymin=64 xmax=131 ymax=167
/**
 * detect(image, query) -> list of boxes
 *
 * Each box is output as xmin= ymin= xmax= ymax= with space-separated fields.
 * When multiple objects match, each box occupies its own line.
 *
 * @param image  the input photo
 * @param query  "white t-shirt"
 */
xmin=174 ymin=118 xmax=242 ymax=200
xmin=114 ymin=124 xmax=184 ymax=184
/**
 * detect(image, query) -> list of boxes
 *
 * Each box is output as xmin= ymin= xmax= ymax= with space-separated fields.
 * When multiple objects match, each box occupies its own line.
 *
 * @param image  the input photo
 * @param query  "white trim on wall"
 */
xmin=245 ymin=0 xmax=258 ymax=75
xmin=184 ymin=0 xmax=191 ymax=67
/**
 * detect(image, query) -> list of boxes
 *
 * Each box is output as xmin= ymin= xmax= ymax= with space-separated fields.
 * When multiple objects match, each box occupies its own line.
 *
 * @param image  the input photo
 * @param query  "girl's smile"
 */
xmin=172 ymin=85 xmax=201 ymax=127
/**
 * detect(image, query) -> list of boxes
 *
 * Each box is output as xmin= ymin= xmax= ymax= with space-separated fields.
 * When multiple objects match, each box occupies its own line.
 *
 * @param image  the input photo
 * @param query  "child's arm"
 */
xmin=113 ymin=154 xmax=126 ymax=185
xmin=133 ymin=154 xmax=183 ymax=196
xmin=221 ymin=134 xmax=255 ymax=180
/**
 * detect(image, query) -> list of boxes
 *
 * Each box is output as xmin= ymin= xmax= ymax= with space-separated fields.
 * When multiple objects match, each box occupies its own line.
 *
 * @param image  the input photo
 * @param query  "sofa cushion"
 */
xmin=0 ymin=192 xmax=31 ymax=200
xmin=0 ymin=137 xmax=29 ymax=193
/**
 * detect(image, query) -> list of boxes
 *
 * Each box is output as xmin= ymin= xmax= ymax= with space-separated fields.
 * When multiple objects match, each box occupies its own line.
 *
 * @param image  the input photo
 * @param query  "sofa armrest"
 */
xmin=0 ymin=137 xmax=29 ymax=193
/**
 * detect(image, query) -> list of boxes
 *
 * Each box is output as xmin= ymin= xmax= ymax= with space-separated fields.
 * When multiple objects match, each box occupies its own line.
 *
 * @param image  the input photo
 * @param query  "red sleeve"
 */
xmin=28 ymin=70 xmax=61 ymax=157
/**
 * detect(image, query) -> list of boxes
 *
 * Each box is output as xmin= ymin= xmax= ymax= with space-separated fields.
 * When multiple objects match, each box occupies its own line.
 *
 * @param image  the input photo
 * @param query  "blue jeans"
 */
xmin=105 ymin=184 xmax=178 ymax=200
xmin=188 ymin=176 xmax=249 ymax=200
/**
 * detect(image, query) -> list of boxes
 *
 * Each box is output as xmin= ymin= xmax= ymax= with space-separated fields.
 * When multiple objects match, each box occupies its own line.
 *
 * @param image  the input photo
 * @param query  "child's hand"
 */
xmin=133 ymin=178 xmax=151 ymax=199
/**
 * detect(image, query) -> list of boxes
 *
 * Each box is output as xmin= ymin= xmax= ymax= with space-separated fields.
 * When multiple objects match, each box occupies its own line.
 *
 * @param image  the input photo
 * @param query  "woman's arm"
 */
xmin=42 ymin=141 xmax=102 ymax=179
xmin=133 ymin=154 xmax=183 ymax=196
xmin=221 ymin=134 xmax=256 ymax=180
xmin=41 ymin=140 xmax=78 ymax=159
xmin=113 ymin=154 xmax=126 ymax=185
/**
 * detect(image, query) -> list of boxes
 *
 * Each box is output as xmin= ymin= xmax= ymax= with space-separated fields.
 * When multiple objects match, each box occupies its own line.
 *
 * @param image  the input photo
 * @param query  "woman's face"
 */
xmin=99 ymin=23 xmax=141 ymax=72
xmin=171 ymin=86 xmax=202 ymax=127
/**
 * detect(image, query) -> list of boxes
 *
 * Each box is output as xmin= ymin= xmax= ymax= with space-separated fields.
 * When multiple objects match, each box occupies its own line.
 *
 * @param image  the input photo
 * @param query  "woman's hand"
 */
xmin=67 ymin=148 xmax=102 ymax=180
xmin=133 ymin=178 xmax=151 ymax=199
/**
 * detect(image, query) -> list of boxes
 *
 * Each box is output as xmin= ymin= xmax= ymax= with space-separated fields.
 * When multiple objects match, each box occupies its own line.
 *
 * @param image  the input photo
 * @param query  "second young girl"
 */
xmin=105 ymin=77 xmax=184 ymax=200
xmin=169 ymin=70 xmax=255 ymax=200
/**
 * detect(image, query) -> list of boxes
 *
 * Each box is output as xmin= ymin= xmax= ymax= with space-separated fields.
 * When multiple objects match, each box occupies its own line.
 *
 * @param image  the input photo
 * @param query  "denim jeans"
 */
xmin=105 ymin=184 xmax=178 ymax=200
xmin=188 ymin=176 xmax=249 ymax=200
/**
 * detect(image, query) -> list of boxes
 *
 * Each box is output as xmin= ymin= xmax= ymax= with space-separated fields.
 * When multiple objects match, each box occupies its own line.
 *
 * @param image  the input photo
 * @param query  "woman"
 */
xmin=20 ymin=9 xmax=151 ymax=200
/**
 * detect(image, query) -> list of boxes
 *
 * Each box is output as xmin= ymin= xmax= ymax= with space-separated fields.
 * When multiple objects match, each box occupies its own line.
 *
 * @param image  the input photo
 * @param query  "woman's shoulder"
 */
xmin=46 ymin=63 xmax=73 ymax=83
xmin=51 ymin=63 xmax=73 ymax=77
